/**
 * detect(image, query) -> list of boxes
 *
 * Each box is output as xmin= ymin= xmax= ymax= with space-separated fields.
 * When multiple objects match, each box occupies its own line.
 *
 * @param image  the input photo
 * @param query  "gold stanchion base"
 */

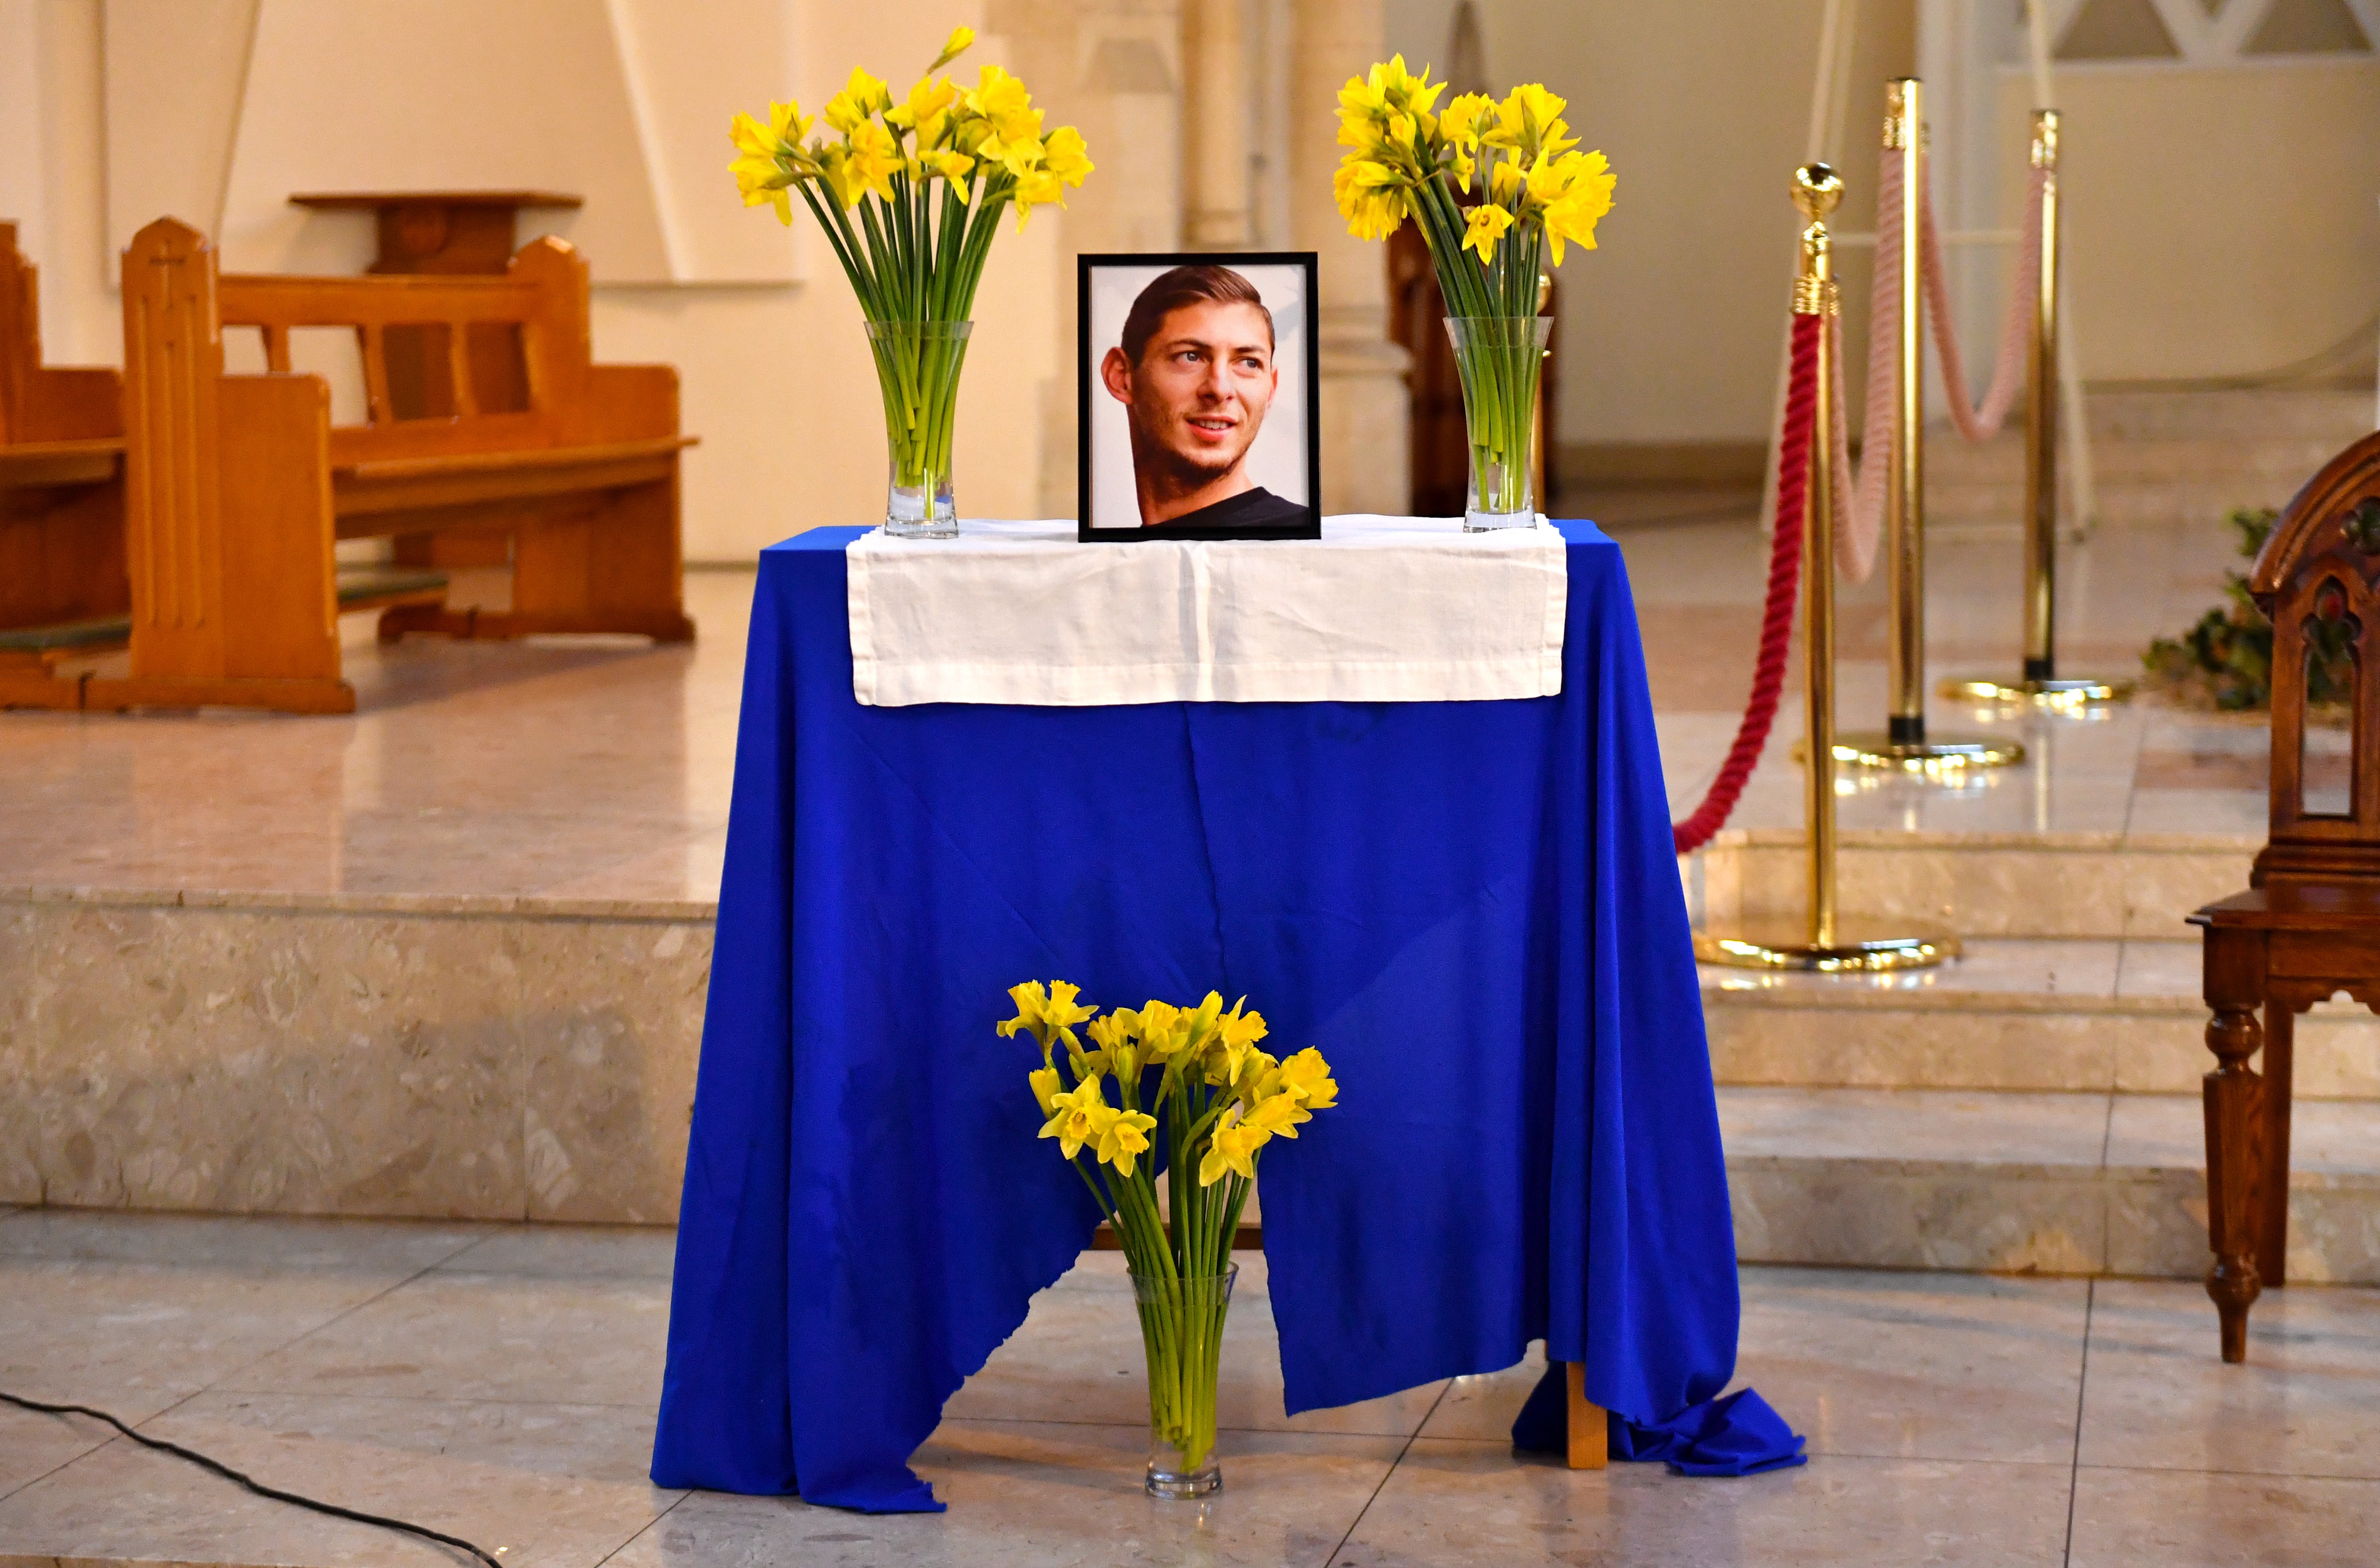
xmin=1828 ymin=732 xmax=2025 ymax=772
xmin=1939 ymin=675 xmax=2137 ymax=708
xmin=1694 ymin=913 xmax=1960 ymax=971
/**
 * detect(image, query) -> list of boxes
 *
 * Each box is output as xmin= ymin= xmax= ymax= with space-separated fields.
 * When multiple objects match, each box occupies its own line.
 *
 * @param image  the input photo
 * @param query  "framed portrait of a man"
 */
xmin=1077 ymin=253 xmax=1321 ymax=541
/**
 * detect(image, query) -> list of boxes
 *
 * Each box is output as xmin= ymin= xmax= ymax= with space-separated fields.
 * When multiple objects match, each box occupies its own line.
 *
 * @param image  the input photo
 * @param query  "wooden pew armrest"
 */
xmin=0 ymin=437 xmax=127 ymax=488
xmin=335 ymin=434 xmax=696 ymax=485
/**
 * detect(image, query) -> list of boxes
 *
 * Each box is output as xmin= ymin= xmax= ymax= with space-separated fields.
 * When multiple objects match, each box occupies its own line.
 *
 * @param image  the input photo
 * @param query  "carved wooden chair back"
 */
xmin=2250 ymin=431 xmax=2380 ymax=887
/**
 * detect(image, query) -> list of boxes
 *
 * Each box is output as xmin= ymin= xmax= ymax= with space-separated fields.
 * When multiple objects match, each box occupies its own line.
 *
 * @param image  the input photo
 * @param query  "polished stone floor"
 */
xmin=2 ymin=1208 xmax=2375 ymax=1567
xmin=0 ymin=508 xmax=2274 ymax=908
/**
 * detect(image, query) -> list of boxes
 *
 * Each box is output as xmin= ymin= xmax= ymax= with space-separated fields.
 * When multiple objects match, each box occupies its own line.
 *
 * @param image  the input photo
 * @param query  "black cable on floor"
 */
xmin=0 ymin=1387 xmax=502 ymax=1568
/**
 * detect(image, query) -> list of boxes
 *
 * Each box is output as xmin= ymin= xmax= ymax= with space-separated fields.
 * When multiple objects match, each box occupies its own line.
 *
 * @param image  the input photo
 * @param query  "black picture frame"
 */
xmin=1076 ymin=251 xmax=1323 ymax=542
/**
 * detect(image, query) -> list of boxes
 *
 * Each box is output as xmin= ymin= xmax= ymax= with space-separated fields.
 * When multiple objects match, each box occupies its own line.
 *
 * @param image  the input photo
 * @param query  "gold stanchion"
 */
xmin=1942 ymin=109 xmax=2133 ymax=708
xmin=1838 ymin=79 xmax=2022 ymax=774
xmin=1696 ymin=165 xmax=1956 ymax=973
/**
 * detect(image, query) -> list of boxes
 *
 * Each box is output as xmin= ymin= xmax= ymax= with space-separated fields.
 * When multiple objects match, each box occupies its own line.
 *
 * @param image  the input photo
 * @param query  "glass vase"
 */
xmin=1130 ymin=1264 xmax=1237 ymax=1499
xmin=1443 ymin=316 xmax=1554 ymax=531
xmin=864 ymin=319 xmax=973 ymax=539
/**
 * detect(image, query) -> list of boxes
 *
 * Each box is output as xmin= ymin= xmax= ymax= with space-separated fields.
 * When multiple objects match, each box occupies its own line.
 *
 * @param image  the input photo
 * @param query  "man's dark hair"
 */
xmin=1118 ymin=265 xmax=1275 ymax=366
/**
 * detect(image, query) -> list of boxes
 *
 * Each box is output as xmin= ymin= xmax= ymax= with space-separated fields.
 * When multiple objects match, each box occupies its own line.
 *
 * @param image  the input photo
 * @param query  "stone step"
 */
xmin=1926 ymin=434 xmax=2347 ymax=490
xmin=1704 ymin=937 xmax=2380 ymax=1099
xmin=1929 ymin=481 xmax=2314 ymax=533
xmin=1720 ymin=1085 xmax=2380 ymax=1282
xmin=2085 ymin=388 xmax=2373 ymax=441
xmin=1695 ymin=828 xmax=2255 ymax=944
xmin=1906 ymin=388 xmax=2369 ymax=449
xmin=1904 ymin=388 xmax=2372 ymax=535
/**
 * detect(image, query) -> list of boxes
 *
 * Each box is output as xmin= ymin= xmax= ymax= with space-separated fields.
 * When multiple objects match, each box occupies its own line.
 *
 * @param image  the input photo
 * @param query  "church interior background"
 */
xmin=2 ymin=0 xmax=2377 ymax=1561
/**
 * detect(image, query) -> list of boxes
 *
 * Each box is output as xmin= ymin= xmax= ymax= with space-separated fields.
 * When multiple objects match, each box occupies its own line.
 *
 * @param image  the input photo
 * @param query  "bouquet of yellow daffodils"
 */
xmin=1000 ymin=981 xmax=1338 ymax=1488
xmin=1334 ymin=59 xmax=1616 ymax=525
xmin=729 ymin=30 xmax=1092 ymax=533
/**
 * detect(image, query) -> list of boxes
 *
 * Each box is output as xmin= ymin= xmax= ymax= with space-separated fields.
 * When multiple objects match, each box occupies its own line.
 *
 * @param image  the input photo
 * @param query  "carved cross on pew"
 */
xmin=2190 ymin=432 xmax=2380 ymax=1362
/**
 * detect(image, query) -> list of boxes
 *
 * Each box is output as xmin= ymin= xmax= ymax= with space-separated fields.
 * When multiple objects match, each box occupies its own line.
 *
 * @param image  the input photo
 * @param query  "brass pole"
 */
xmin=2024 ymin=109 xmax=2059 ymax=685
xmin=1939 ymin=110 xmax=2132 ymax=708
xmin=1804 ymin=186 xmax=1840 ymax=949
xmin=1840 ymin=80 xmax=2023 ymax=770
xmin=1888 ymin=78 xmax=1925 ymax=746
xmin=1694 ymin=164 xmax=1954 ymax=974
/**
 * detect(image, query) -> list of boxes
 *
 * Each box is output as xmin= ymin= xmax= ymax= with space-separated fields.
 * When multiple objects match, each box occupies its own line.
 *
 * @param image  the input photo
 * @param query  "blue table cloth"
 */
xmin=652 ymin=521 xmax=1789 ymax=1511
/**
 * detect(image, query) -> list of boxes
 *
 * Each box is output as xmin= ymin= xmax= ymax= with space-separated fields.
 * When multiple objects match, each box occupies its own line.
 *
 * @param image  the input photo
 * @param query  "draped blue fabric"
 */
xmin=651 ymin=521 xmax=1768 ymax=1512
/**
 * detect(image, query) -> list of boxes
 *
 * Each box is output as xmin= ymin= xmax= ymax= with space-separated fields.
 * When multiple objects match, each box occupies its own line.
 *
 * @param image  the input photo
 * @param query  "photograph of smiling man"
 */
xmin=1078 ymin=254 xmax=1320 ymax=540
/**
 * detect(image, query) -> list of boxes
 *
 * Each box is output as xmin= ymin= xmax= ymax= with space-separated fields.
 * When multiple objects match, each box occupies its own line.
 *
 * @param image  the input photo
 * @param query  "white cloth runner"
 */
xmin=847 ymin=514 xmax=1566 ymax=707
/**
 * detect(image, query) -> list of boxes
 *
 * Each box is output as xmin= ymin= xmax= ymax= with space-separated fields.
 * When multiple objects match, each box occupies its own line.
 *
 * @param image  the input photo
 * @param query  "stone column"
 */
xmin=1181 ymin=0 xmax=1251 ymax=248
xmin=1290 ymin=0 xmax=1409 ymax=515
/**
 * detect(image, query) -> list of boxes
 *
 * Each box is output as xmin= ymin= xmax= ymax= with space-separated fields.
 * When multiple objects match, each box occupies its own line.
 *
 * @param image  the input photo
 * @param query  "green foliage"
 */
xmin=2143 ymin=507 xmax=2355 ymax=712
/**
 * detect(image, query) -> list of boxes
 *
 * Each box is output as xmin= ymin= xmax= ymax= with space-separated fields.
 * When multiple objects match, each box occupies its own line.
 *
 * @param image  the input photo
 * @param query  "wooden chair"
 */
xmin=0 ymin=221 xmax=127 ymax=711
xmin=90 ymin=217 xmax=695 ymax=715
xmin=2190 ymin=429 xmax=2380 ymax=1362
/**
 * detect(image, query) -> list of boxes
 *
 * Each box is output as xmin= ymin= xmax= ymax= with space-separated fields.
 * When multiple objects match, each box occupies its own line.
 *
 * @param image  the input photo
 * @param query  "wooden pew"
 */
xmin=91 ymin=217 xmax=696 ymax=715
xmin=0 ymin=221 xmax=127 ymax=711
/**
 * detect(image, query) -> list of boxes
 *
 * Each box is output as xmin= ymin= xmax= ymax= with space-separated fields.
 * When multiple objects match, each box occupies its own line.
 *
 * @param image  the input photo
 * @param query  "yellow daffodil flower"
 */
xmin=847 ymin=120 xmax=903 ymax=201
xmin=1184 ymin=992 xmax=1227 ymax=1051
xmin=1489 ymin=157 xmax=1523 ymax=206
xmin=1333 ymin=159 xmax=1406 ymax=241
xmin=887 ymin=75 xmax=959 ymax=148
xmin=1028 ymin=1066 xmax=1063 ymax=1116
xmin=979 ymin=130 xmax=1045 ymax=183
xmin=1198 ymin=1115 xmax=1268 ymax=1186
xmin=1276 ymin=1047 xmax=1339 ymax=1111
xmin=1365 ymin=55 xmax=1444 ymax=118
xmin=1011 ymin=169 xmax=1063 ymax=228
xmin=928 ymin=26 xmax=974 ymax=73
xmin=1439 ymin=92 xmax=1492 ymax=152
xmin=922 ymin=148 xmax=975 ymax=183
xmin=997 ymin=979 xmax=1099 ymax=1056
xmin=814 ymin=143 xmax=863 ymax=209
xmin=1039 ymin=1079 xmax=1110 ymax=1160
xmin=730 ymin=153 xmax=794 ymax=223
xmin=1098 ymin=1107 xmax=1159 ymax=1176
xmin=966 ymin=64 xmax=1041 ymax=144
xmin=1464 ymin=201 xmax=1514 ymax=261
xmin=1487 ymin=83 xmax=1564 ymax=153
xmin=1042 ymin=125 xmax=1094 ymax=188
xmin=825 ymin=67 xmax=893 ymax=135
xmin=1243 ymin=1093 xmax=1304 ymax=1140
xmin=1088 ymin=1012 xmax=1140 ymax=1081
xmin=1135 ymin=1001 xmax=1190 ymax=1066
xmin=1336 ymin=66 xmax=1391 ymax=129
xmin=1216 ymin=999 xmax=1267 ymax=1052
xmin=1540 ymin=149 xmax=1616 ymax=263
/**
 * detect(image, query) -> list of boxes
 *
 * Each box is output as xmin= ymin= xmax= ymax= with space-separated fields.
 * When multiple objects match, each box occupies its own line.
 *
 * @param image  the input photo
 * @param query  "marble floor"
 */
xmin=0 ymin=508 xmax=2277 ymax=908
xmin=3 ymin=1208 xmax=2376 ymax=1568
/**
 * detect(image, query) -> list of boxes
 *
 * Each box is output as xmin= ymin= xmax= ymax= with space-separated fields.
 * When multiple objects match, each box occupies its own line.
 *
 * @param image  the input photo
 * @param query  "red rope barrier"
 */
xmin=1672 ymin=309 xmax=1823 ymax=856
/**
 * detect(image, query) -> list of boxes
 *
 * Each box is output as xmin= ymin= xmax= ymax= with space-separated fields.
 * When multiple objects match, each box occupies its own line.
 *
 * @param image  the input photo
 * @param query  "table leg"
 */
xmin=2257 ymin=1001 xmax=2296 ymax=1293
xmin=1565 ymin=1361 xmax=1608 ymax=1470
xmin=2201 ymin=931 xmax=2266 ymax=1364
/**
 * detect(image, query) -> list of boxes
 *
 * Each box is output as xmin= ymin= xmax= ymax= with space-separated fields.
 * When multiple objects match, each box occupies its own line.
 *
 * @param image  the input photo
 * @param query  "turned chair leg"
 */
xmin=2202 ymin=980 xmax=2266 ymax=1363
xmin=2256 ymin=1005 xmax=2297 ymax=1294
